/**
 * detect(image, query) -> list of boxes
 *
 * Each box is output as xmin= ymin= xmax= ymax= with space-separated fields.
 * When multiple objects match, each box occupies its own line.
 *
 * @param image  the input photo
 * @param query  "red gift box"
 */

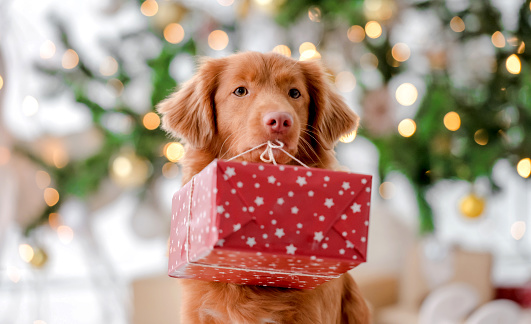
xmin=168 ymin=159 xmax=372 ymax=289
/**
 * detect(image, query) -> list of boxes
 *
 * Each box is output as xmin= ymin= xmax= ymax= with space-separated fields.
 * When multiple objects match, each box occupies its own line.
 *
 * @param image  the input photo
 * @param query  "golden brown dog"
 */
xmin=158 ymin=52 xmax=370 ymax=324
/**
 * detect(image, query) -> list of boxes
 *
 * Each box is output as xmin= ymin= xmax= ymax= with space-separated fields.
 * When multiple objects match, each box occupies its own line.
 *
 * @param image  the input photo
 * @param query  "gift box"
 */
xmin=168 ymin=159 xmax=372 ymax=289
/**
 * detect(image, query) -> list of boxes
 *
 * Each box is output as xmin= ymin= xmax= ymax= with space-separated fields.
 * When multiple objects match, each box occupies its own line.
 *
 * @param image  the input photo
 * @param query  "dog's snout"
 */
xmin=263 ymin=112 xmax=293 ymax=134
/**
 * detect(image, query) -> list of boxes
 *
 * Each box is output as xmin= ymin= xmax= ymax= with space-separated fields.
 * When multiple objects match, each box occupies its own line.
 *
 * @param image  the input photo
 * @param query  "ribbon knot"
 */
xmin=227 ymin=140 xmax=309 ymax=168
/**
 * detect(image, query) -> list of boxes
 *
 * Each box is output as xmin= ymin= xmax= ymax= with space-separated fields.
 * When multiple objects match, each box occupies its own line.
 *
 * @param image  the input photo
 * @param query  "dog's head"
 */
xmin=157 ymin=52 xmax=358 ymax=167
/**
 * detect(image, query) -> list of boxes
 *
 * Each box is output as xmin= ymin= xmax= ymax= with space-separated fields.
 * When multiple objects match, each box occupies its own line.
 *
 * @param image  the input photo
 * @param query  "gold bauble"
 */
xmin=109 ymin=150 xmax=151 ymax=188
xmin=30 ymin=247 xmax=48 ymax=268
xmin=459 ymin=193 xmax=485 ymax=218
xmin=152 ymin=2 xmax=188 ymax=31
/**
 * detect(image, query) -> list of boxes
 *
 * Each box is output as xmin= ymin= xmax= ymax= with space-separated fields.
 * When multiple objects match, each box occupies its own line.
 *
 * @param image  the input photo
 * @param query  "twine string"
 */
xmin=227 ymin=140 xmax=310 ymax=169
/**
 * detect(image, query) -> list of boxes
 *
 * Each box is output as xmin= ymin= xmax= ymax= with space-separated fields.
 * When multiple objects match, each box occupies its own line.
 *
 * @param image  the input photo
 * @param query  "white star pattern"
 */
xmin=324 ymin=176 xmax=330 ymax=182
xmin=296 ymin=223 xmax=303 ymax=229
xmin=277 ymin=198 xmax=285 ymax=205
xmin=216 ymin=239 xmax=225 ymax=246
xmin=217 ymin=206 xmax=224 ymax=214
xmin=351 ymin=202 xmax=362 ymax=213
xmin=233 ymin=223 xmax=241 ymax=232
xmin=291 ymin=206 xmax=299 ymax=214
xmin=314 ymin=231 xmax=324 ymax=242
xmin=286 ymin=244 xmax=297 ymax=255
xmin=246 ymin=237 xmax=256 ymax=247
xmin=324 ymin=198 xmax=334 ymax=208
xmin=342 ymin=182 xmax=350 ymax=190
xmin=346 ymin=240 xmax=354 ymax=248
xmin=267 ymin=176 xmax=276 ymax=184
xmin=225 ymin=167 xmax=236 ymax=178
xmin=275 ymin=228 xmax=285 ymax=238
xmin=254 ymin=196 xmax=264 ymax=206
xmin=308 ymin=191 xmax=314 ymax=197
xmin=237 ymin=181 xmax=243 ymax=188
xmin=361 ymin=178 xmax=367 ymax=184
xmin=296 ymin=176 xmax=307 ymax=186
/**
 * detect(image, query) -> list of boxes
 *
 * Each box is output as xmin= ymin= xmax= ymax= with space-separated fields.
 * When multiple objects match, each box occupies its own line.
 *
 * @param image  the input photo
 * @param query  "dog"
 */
xmin=158 ymin=52 xmax=370 ymax=324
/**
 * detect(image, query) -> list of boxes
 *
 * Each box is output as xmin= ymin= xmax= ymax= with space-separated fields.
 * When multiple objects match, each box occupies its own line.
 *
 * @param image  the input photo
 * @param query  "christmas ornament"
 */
xmin=459 ymin=193 xmax=485 ymax=218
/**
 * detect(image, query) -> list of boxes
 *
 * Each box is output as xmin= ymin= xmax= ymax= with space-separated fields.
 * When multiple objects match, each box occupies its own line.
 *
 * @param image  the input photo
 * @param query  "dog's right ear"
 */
xmin=157 ymin=58 xmax=225 ymax=149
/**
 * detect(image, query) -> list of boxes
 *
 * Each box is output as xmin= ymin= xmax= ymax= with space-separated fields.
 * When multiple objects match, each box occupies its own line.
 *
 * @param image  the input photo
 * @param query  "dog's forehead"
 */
xmin=224 ymin=54 xmax=305 ymax=86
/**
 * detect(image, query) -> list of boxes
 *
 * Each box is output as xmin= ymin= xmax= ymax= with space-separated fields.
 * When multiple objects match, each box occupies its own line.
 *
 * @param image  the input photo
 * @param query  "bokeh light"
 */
xmin=99 ymin=56 xmax=119 ymax=76
xmin=0 ymin=75 xmax=3 ymax=90
xmin=299 ymin=42 xmax=316 ymax=55
xmin=57 ymin=225 xmax=74 ymax=244
xmin=365 ymin=21 xmax=382 ymax=39
xmin=491 ymin=31 xmax=505 ymax=48
xmin=19 ymin=244 xmax=34 ymax=263
xmin=443 ymin=111 xmax=461 ymax=131
xmin=22 ymin=95 xmax=39 ymax=117
xmin=379 ymin=182 xmax=396 ymax=199
xmin=335 ymin=71 xmax=356 ymax=92
xmin=164 ymin=142 xmax=185 ymax=162
xmin=347 ymin=25 xmax=365 ymax=43
xmin=140 ymin=0 xmax=158 ymax=16
xmin=7 ymin=266 xmax=21 ymax=283
xmin=391 ymin=43 xmax=410 ymax=62
xmin=208 ymin=30 xmax=229 ymax=50
xmin=0 ymin=146 xmax=11 ymax=166
xmin=511 ymin=221 xmax=526 ymax=240
xmin=474 ymin=129 xmax=488 ymax=145
xmin=506 ymin=54 xmax=521 ymax=74
xmin=395 ymin=83 xmax=418 ymax=106
xmin=44 ymin=188 xmax=60 ymax=207
xmin=217 ymin=0 xmax=234 ymax=6
xmin=143 ymin=112 xmax=161 ymax=130
xmin=113 ymin=156 xmax=133 ymax=178
xmin=360 ymin=53 xmax=378 ymax=69
xmin=450 ymin=16 xmax=465 ymax=32
xmin=517 ymin=158 xmax=531 ymax=178
xmin=339 ymin=130 xmax=357 ymax=143
xmin=35 ymin=170 xmax=51 ymax=189
xmin=40 ymin=40 xmax=56 ymax=59
xmin=308 ymin=6 xmax=321 ymax=22
xmin=49 ymin=213 xmax=62 ymax=230
xmin=62 ymin=49 xmax=79 ymax=69
xmin=162 ymin=162 xmax=180 ymax=178
xmin=398 ymin=119 xmax=416 ymax=137
xmin=272 ymin=45 xmax=291 ymax=57
xmin=164 ymin=23 xmax=185 ymax=44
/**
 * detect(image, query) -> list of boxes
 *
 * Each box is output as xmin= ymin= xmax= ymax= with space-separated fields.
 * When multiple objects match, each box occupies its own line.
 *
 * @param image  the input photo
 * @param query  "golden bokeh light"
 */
xmin=22 ymin=95 xmax=39 ymax=117
xmin=40 ymin=40 xmax=56 ymax=59
xmin=7 ymin=266 xmax=21 ymax=283
xmin=0 ymin=75 xmax=3 ymax=90
xmin=165 ymin=142 xmax=185 ymax=162
xmin=113 ymin=156 xmax=133 ymax=178
xmin=506 ymin=54 xmax=521 ymax=74
xmin=450 ymin=16 xmax=465 ymax=32
xmin=35 ymin=170 xmax=51 ymax=189
xmin=164 ymin=23 xmax=185 ymax=44
xmin=62 ymin=49 xmax=79 ymax=69
xmin=395 ymin=83 xmax=418 ymax=106
xmin=360 ymin=53 xmax=378 ymax=69
xmin=517 ymin=158 xmax=531 ymax=178
xmin=52 ymin=147 xmax=69 ymax=168
xmin=339 ymin=130 xmax=357 ymax=143
xmin=398 ymin=119 xmax=416 ymax=137
xmin=272 ymin=45 xmax=291 ymax=57
xmin=143 ymin=112 xmax=161 ymax=130
xmin=443 ymin=111 xmax=461 ymax=131
xmin=19 ymin=244 xmax=34 ymax=263
xmin=208 ymin=30 xmax=229 ymax=51
xmin=49 ymin=213 xmax=62 ymax=230
xmin=379 ymin=182 xmax=396 ymax=199
xmin=44 ymin=188 xmax=60 ymax=207
xmin=217 ymin=0 xmax=234 ymax=6
xmin=99 ymin=56 xmax=119 ymax=76
xmin=365 ymin=21 xmax=382 ymax=39
xmin=162 ymin=162 xmax=180 ymax=178
xmin=299 ymin=50 xmax=321 ymax=61
xmin=140 ymin=0 xmax=158 ymax=16
xmin=517 ymin=41 xmax=525 ymax=54
xmin=335 ymin=71 xmax=357 ymax=93
xmin=398 ymin=118 xmax=417 ymax=137
xmin=57 ymin=225 xmax=74 ymax=244
xmin=491 ymin=31 xmax=505 ymax=48
xmin=474 ymin=129 xmax=488 ymax=146
xmin=347 ymin=25 xmax=365 ymax=43
xmin=392 ymin=43 xmax=410 ymax=62
xmin=0 ymin=146 xmax=10 ymax=166
xmin=459 ymin=194 xmax=485 ymax=218
xmin=299 ymin=42 xmax=316 ymax=55
xmin=511 ymin=221 xmax=526 ymax=240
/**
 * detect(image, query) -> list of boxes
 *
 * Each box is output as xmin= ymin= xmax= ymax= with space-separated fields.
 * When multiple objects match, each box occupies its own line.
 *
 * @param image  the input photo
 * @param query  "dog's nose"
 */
xmin=263 ymin=112 xmax=293 ymax=134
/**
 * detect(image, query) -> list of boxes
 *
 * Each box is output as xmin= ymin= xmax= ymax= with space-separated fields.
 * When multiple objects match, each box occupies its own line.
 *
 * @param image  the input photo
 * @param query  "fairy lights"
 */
xmin=347 ymin=25 xmax=365 ymax=43
xmin=511 ymin=221 xmax=526 ymax=240
xmin=164 ymin=142 xmax=185 ymax=162
xmin=506 ymin=54 xmax=521 ymax=74
xmin=474 ymin=129 xmax=488 ymax=145
xmin=398 ymin=119 xmax=416 ymax=137
xmin=35 ymin=170 xmax=51 ymax=189
xmin=491 ymin=31 xmax=505 ymax=48
xmin=143 ymin=112 xmax=161 ymax=130
xmin=395 ymin=83 xmax=418 ymax=106
xmin=450 ymin=16 xmax=465 ymax=32
xmin=339 ymin=130 xmax=357 ymax=143
xmin=40 ymin=40 xmax=56 ymax=59
xmin=208 ymin=30 xmax=229 ymax=50
xmin=57 ymin=225 xmax=74 ymax=244
xmin=62 ymin=49 xmax=79 ymax=69
xmin=272 ymin=45 xmax=291 ymax=57
xmin=99 ymin=56 xmax=119 ymax=76
xmin=443 ymin=111 xmax=461 ymax=131
xmin=335 ymin=71 xmax=357 ymax=93
xmin=517 ymin=158 xmax=531 ymax=178
xmin=164 ymin=23 xmax=185 ymax=44
xmin=391 ymin=43 xmax=410 ymax=62
xmin=19 ymin=244 xmax=34 ymax=263
xmin=141 ymin=0 xmax=158 ymax=16
xmin=44 ymin=188 xmax=60 ymax=207
xmin=22 ymin=96 xmax=39 ymax=117
xmin=365 ymin=21 xmax=382 ymax=39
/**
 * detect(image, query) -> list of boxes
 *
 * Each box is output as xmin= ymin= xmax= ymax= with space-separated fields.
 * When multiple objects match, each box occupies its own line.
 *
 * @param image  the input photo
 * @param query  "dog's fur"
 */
xmin=158 ymin=52 xmax=370 ymax=324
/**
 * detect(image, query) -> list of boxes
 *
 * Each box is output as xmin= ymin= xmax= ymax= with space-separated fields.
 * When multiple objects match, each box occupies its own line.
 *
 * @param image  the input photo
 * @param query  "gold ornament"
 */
xmin=109 ymin=150 xmax=151 ymax=188
xmin=30 ymin=247 xmax=48 ymax=268
xmin=459 ymin=193 xmax=485 ymax=218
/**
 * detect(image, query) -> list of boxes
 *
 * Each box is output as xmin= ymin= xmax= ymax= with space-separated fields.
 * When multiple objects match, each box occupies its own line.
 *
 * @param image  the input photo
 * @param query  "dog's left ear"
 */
xmin=300 ymin=60 xmax=359 ymax=150
xmin=157 ymin=57 xmax=225 ymax=149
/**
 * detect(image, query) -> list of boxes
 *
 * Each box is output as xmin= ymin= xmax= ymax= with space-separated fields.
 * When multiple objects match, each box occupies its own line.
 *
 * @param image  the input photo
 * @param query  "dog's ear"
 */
xmin=300 ymin=60 xmax=359 ymax=150
xmin=157 ymin=58 xmax=225 ymax=149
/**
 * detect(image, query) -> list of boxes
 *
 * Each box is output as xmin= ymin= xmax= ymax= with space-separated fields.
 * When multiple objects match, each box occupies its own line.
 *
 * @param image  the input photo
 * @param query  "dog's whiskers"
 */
xmin=218 ymin=132 xmax=236 ymax=159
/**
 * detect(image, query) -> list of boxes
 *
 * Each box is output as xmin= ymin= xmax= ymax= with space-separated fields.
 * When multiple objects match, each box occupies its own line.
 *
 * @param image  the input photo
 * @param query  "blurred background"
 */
xmin=1 ymin=0 xmax=531 ymax=323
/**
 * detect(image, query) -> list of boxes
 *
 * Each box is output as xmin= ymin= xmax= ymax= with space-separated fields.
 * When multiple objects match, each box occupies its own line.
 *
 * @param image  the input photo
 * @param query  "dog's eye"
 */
xmin=289 ymin=88 xmax=301 ymax=99
xmin=233 ymin=87 xmax=248 ymax=97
